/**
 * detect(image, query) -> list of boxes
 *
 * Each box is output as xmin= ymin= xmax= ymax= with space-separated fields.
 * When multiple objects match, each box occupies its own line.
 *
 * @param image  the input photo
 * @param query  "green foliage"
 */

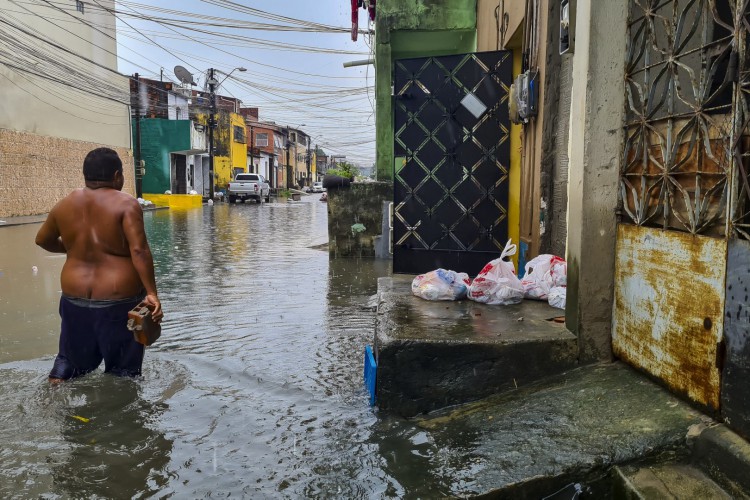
xmin=326 ymin=161 xmax=358 ymax=179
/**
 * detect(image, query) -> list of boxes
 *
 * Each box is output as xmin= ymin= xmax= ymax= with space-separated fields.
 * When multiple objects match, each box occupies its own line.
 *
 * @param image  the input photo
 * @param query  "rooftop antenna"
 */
xmin=174 ymin=65 xmax=196 ymax=86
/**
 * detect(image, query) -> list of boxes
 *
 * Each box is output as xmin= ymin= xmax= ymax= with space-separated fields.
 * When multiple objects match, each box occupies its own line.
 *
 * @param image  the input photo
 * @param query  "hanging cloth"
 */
xmin=351 ymin=0 xmax=359 ymax=41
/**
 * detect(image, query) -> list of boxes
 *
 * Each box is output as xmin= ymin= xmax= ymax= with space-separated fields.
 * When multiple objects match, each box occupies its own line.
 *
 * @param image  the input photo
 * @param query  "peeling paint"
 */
xmin=612 ymin=224 xmax=726 ymax=410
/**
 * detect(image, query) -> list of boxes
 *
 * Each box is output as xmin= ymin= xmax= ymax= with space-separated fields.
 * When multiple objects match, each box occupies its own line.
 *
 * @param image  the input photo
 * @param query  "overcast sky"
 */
xmin=114 ymin=0 xmax=375 ymax=165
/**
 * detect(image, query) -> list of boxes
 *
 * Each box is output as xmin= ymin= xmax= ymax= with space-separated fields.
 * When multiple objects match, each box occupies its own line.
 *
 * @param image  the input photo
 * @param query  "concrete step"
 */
xmin=412 ymin=362 xmax=706 ymax=497
xmin=610 ymin=424 xmax=750 ymax=499
xmin=613 ymin=463 xmax=731 ymax=499
xmin=374 ymin=275 xmax=577 ymax=417
xmin=691 ymin=425 xmax=750 ymax=499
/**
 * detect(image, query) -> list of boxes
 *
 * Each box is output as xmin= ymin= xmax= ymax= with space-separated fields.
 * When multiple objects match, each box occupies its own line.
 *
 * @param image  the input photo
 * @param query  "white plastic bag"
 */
xmin=412 ymin=269 xmax=471 ymax=301
xmin=467 ymin=240 xmax=524 ymax=305
xmin=521 ymin=254 xmax=554 ymax=300
xmin=521 ymin=255 xmax=567 ymax=300
xmin=550 ymin=258 xmax=567 ymax=287
xmin=548 ymin=286 xmax=566 ymax=309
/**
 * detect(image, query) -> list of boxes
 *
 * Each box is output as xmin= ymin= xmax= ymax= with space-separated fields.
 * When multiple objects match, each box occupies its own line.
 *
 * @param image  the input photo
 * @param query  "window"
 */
xmin=76 ymin=0 xmax=84 ymax=13
xmin=233 ymin=125 xmax=246 ymax=144
xmin=255 ymin=133 xmax=269 ymax=147
xmin=236 ymin=174 xmax=260 ymax=181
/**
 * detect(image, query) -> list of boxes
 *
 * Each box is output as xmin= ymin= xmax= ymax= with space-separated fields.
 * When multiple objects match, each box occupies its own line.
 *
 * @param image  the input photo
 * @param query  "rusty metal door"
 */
xmin=612 ymin=226 xmax=727 ymax=410
xmin=392 ymin=51 xmax=512 ymax=276
xmin=613 ymin=0 xmax=750 ymax=411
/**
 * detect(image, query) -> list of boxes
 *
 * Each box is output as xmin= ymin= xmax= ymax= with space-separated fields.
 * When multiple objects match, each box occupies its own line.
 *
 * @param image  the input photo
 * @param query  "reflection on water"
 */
xmin=0 ymin=225 xmax=65 ymax=362
xmin=0 ymin=199 xmax=486 ymax=498
xmin=0 ymin=363 xmax=176 ymax=498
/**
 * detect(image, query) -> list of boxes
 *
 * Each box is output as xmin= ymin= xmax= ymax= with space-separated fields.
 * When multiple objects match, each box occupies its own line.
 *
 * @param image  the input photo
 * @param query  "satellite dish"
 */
xmin=174 ymin=65 xmax=196 ymax=85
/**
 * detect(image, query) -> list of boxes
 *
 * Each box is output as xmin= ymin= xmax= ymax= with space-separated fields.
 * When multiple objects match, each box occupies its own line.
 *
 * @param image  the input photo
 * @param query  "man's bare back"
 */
xmin=37 ymin=148 xmax=162 ymax=381
xmin=36 ymin=149 xmax=161 ymax=320
xmin=47 ymin=187 xmax=148 ymax=299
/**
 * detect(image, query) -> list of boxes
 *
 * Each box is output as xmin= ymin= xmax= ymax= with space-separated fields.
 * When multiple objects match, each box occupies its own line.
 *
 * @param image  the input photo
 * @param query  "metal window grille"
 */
xmin=233 ymin=125 xmax=245 ymax=144
xmin=255 ymin=133 xmax=269 ymax=147
xmin=76 ymin=0 xmax=84 ymax=13
xmin=621 ymin=0 xmax=750 ymax=238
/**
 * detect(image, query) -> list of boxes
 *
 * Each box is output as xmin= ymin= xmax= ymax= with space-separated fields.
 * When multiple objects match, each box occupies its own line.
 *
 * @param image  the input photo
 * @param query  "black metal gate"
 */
xmin=393 ymin=51 xmax=512 ymax=276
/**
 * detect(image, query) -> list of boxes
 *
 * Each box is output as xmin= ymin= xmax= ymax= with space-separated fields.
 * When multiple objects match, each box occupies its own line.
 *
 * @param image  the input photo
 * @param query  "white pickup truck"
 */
xmin=227 ymin=173 xmax=271 ymax=204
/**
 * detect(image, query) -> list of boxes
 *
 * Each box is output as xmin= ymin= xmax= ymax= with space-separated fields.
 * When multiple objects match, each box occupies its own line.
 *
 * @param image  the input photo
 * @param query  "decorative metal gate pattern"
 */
xmin=393 ymin=51 xmax=512 ymax=275
xmin=621 ymin=0 xmax=750 ymax=237
xmin=616 ymin=0 xmax=750 ymax=413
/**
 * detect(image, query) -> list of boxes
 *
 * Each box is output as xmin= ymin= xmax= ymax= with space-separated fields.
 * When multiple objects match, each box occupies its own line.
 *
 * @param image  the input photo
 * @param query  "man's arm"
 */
xmin=122 ymin=200 xmax=163 ymax=322
xmin=35 ymin=210 xmax=66 ymax=253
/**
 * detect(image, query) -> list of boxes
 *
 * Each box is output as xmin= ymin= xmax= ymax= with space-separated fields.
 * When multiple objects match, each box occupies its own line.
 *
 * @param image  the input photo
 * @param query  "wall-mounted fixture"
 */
xmin=560 ymin=0 xmax=575 ymax=55
xmin=509 ymin=70 xmax=539 ymax=124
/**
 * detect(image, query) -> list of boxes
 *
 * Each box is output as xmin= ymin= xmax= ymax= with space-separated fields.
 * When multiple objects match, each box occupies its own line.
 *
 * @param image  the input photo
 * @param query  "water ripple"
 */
xmin=0 ymin=198 xmax=465 ymax=498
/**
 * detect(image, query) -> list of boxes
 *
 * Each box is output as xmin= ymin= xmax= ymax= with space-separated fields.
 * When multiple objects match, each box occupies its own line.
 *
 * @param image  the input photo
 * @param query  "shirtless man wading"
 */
xmin=35 ymin=147 xmax=163 ymax=381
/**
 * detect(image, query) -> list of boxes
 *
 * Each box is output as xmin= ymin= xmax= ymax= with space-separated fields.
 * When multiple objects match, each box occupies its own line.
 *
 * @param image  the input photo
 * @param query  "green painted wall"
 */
xmin=134 ymin=119 xmax=191 ymax=194
xmin=376 ymin=0 xmax=477 ymax=32
xmin=375 ymin=0 xmax=478 ymax=181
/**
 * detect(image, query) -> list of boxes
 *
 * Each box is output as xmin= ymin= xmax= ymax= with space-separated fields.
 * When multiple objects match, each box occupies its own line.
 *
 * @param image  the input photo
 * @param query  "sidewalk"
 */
xmin=0 ymin=206 xmax=168 ymax=228
xmin=0 ymin=215 xmax=47 ymax=227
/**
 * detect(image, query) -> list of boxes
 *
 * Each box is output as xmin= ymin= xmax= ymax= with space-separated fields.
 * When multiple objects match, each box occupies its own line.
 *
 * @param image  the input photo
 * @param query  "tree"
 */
xmin=326 ymin=161 xmax=358 ymax=180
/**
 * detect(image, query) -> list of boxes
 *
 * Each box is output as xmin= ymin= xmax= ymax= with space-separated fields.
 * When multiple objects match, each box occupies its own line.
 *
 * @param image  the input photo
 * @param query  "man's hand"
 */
xmin=144 ymin=294 xmax=163 ymax=324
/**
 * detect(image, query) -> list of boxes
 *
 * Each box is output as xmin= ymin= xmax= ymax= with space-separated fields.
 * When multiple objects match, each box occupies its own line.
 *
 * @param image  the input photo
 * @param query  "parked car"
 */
xmin=312 ymin=181 xmax=325 ymax=193
xmin=227 ymin=173 xmax=271 ymax=203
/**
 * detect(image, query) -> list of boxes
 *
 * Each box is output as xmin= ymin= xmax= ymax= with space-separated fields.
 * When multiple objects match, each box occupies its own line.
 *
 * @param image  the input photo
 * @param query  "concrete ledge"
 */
xmin=375 ymin=275 xmax=578 ymax=417
xmin=0 ymin=204 xmax=166 ymax=228
xmin=143 ymin=193 xmax=203 ymax=209
xmin=692 ymin=425 xmax=750 ymax=496
xmin=0 ymin=215 xmax=47 ymax=227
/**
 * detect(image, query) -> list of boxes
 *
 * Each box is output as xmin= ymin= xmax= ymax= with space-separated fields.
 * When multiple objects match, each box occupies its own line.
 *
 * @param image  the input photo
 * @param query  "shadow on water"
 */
xmin=0 ymin=200 xmax=495 ymax=498
xmin=49 ymin=376 xmax=173 ymax=497
xmin=0 ymin=366 xmax=174 ymax=498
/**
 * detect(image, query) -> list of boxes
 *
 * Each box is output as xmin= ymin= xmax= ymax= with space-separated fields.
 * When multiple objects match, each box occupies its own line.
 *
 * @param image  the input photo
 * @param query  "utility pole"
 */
xmin=249 ymin=124 xmax=255 ymax=174
xmin=285 ymin=127 xmax=292 ymax=189
xmin=207 ymin=68 xmax=217 ymax=199
xmin=306 ymin=137 xmax=311 ymax=186
xmin=133 ymin=73 xmax=143 ymax=198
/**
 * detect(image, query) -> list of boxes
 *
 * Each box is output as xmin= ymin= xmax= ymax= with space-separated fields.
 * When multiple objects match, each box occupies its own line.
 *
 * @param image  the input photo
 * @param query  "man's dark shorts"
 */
xmin=49 ymin=294 xmax=146 ymax=380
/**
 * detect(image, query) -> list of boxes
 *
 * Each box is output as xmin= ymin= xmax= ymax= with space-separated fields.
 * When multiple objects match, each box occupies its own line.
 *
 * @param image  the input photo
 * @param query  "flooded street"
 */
xmin=0 ymin=198 xmax=475 ymax=498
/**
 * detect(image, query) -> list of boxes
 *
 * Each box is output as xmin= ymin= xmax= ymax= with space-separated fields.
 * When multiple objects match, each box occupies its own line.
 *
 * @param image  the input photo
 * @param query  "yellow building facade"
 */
xmin=194 ymin=111 xmax=248 ymax=192
xmin=213 ymin=112 xmax=248 ymax=190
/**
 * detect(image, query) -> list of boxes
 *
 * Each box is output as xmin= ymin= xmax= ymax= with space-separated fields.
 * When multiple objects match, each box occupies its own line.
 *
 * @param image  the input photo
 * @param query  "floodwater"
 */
xmin=0 ymin=198 xmax=477 ymax=498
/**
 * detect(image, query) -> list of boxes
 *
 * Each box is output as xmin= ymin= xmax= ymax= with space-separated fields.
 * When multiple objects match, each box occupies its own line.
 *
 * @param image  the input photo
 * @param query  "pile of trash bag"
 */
xmin=520 ymin=254 xmax=567 ymax=309
xmin=410 ymin=239 xmax=567 ymax=310
xmin=467 ymin=240 xmax=524 ymax=305
xmin=411 ymin=269 xmax=471 ymax=301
